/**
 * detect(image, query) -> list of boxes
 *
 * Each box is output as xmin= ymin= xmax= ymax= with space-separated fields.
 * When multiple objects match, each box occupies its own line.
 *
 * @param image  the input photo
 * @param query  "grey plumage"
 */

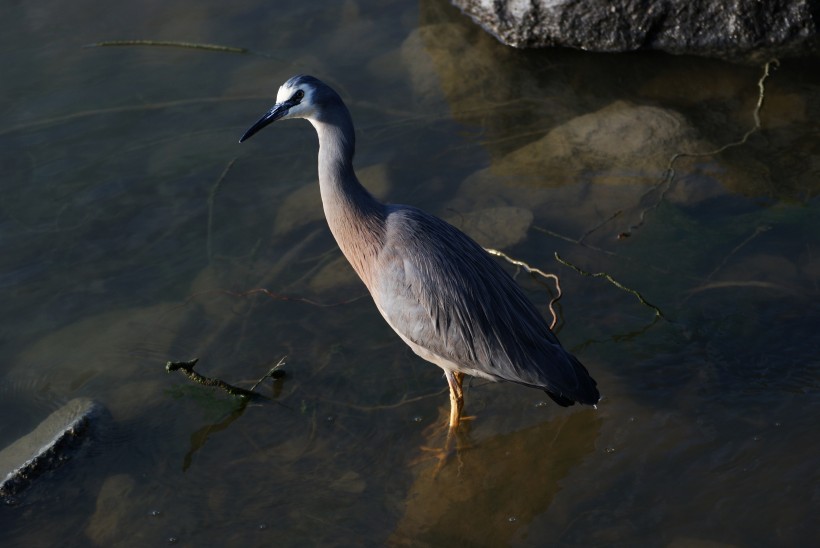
xmin=240 ymin=75 xmax=599 ymax=426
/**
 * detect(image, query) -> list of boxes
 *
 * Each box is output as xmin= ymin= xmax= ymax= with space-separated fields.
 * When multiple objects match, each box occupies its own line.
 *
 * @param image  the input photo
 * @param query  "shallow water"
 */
xmin=1 ymin=0 xmax=819 ymax=545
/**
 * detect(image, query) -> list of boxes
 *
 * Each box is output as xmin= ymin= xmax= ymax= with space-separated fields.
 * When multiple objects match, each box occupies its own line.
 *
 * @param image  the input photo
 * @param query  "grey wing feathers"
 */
xmin=374 ymin=206 xmax=599 ymax=405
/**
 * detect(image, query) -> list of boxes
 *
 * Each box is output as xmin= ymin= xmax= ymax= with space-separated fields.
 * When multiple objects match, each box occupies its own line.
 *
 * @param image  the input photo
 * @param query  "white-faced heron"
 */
xmin=240 ymin=75 xmax=600 ymax=428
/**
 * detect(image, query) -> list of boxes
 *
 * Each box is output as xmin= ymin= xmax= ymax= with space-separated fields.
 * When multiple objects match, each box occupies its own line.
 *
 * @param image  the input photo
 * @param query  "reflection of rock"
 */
xmin=640 ymin=63 xmax=754 ymax=104
xmin=490 ymin=101 xmax=705 ymax=187
xmin=0 ymin=398 xmax=106 ymax=498
xmin=274 ymin=163 xmax=391 ymax=235
xmin=402 ymin=17 xmax=575 ymax=130
xmin=85 ymin=474 xmax=136 ymax=545
xmin=402 ymin=24 xmax=501 ymax=109
xmin=445 ymin=206 xmax=533 ymax=249
xmin=392 ymin=411 xmax=600 ymax=545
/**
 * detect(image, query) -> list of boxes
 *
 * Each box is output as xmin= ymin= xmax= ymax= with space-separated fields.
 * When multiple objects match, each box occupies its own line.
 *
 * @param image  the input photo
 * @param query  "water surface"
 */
xmin=1 ymin=0 xmax=818 ymax=545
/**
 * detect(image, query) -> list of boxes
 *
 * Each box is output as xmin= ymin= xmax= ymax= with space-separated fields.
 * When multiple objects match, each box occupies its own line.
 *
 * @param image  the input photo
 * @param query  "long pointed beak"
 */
xmin=239 ymin=102 xmax=290 ymax=143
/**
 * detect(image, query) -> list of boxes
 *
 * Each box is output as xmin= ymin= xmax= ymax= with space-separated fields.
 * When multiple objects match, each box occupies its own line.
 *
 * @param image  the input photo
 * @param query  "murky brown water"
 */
xmin=2 ymin=0 xmax=818 ymax=545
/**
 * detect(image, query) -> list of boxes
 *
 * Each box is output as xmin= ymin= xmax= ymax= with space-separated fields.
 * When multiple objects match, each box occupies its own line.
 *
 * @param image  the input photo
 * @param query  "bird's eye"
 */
xmin=292 ymin=90 xmax=304 ymax=102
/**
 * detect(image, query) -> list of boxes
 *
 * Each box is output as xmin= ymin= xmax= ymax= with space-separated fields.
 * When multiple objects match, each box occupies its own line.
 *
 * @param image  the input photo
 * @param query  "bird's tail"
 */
xmin=566 ymin=353 xmax=601 ymax=406
xmin=544 ymin=354 xmax=600 ymax=407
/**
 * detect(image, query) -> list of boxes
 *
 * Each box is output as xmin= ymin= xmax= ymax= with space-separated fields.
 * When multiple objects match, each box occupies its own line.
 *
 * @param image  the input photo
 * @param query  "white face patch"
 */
xmin=274 ymin=81 xmax=316 ymax=120
xmin=275 ymin=83 xmax=295 ymax=104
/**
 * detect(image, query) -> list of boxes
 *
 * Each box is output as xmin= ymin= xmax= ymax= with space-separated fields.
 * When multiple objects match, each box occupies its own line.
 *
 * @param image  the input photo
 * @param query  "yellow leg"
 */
xmin=446 ymin=371 xmax=464 ymax=429
xmin=411 ymin=372 xmax=472 ymax=473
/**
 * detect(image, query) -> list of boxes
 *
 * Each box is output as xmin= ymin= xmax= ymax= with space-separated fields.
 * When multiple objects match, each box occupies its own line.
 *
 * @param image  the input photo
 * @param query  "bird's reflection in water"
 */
xmin=393 ymin=409 xmax=601 ymax=545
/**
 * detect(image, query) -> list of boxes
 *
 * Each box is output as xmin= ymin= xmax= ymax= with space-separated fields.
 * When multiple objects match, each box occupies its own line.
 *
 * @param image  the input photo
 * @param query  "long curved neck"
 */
xmin=309 ymin=107 xmax=386 ymax=287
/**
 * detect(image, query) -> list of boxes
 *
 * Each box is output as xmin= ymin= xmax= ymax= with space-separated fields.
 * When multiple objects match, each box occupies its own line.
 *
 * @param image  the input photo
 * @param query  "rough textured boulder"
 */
xmin=0 ymin=398 xmax=106 ymax=499
xmin=450 ymin=0 xmax=819 ymax=60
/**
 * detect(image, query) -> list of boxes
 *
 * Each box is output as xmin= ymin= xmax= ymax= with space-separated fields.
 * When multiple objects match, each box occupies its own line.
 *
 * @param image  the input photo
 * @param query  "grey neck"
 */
xmin=309 ymin=107 xmax=386 ymax=286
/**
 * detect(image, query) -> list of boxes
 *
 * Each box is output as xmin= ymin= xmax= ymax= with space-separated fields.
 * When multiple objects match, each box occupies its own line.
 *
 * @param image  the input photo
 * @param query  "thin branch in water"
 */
xmin=233 ymin=288 xmax=368 ymax=308
xmin=166 ymin=287 xmax=367 ymax=318
xmin=687 ymin=280 xmax=798 ymax=296
xmin=207 ymin=159 xmax=237 ymax=264
xmin=165 ymin=358 xmax=262 ymax=400
xmin=532 ymin=225 xmax=618 ymax=257
xmin=317 ymin=388 xmax=450 ymax=412
xmin=554 ymin=252 xmax=665 ymax=319
xmin=84 ymin=40 xmax=249 ymax=53
xmin=706 ymin=224 xmax=771 ymax=280
xmin=248 ymin=356 xmax=288 ymax=392
xmin=618 ymin=59 xmax=778 ymax=239
xmin=82 ymin=39 xmax=284 ymax=60
xmin=0 ymin=96 xmax=267 ymax=137
xmin=83 ymin=39 xmax=306 ymax=73
xmin=578 ymin=209 xmax=623 ymax=245
xmin=484 ymin=248 xmax=562 ymax=329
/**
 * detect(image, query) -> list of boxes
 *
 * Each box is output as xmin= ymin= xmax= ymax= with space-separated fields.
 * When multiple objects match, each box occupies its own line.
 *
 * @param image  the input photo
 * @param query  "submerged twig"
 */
xmin=85 ymin=40 xmax=247 ymax=54
xmin=618 ymin=59 xmax=778 ymax=239
xmin=249 ymin=356 xmax=288 ymax=392
xmin=165 ymin=358 xmax=261 ymax=400
xmin=0 ymin=96 xmax=265 ymax=138
xmin=532 ymin=225 xmax=617 ymax=257
xmin=687 ymin=280 xmax=798 ymax=295
xmin=706 ymin=224 xmax=771 ymax=281
xmin=207 ymin=159 xmax=237 ymax=264
xmin=214 ymin=287 xmax=367 ymax=308
xmin=578 ymin=210 xmax=623 ymax=245
xmin=83 ymin=39 xmax=288 ymax=61
xmin=484 ymin=248 xmax=562 ymax=329
xmin=554 ymin=252 xmax=664 ymax=319
xmin=317 ymin=388 xmax=450 ymax=412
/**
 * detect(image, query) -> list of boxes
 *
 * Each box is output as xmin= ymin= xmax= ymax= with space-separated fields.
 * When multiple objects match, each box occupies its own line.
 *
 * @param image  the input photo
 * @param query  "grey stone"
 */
xmin=445 ymin=206 xmax=534 ymax=248
xmin=0 ymin=398 xmax=106 ymax=498
xmin=450 ymin=0 xmax=819 ymax=61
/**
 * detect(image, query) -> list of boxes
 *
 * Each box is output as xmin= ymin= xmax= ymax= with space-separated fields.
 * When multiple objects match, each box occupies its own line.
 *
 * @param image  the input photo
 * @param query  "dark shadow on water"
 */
xmin=182 ymin=398 xmax=250 ymax=472
xmin=169 ymin=370 xmax=294 ymax=471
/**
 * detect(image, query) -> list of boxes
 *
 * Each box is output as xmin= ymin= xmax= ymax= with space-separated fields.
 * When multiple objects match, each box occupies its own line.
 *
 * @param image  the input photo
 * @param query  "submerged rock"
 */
xmin=490 ymin=100 xmax=705 ymax=187
xmin=85 ymin=474 xmax=137 ymax=545
xmin=0 ymin=398 xmax=106 ymax=499
xmin=445 ymin=206 xmax=533 ymax=249
xmin=309 ymin=255 xmax=360 ymax=294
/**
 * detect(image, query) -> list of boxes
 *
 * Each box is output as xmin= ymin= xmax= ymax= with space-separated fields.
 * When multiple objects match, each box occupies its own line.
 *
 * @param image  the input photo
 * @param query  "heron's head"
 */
xmin=239 ymin=74 xmax=330 ymax=143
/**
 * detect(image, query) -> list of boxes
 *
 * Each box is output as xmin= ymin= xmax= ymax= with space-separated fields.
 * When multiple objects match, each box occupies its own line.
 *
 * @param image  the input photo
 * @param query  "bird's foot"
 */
xmin=411 ymin=416 xmax=474 ymax=475
xmin=413 ymin=436 xmax=460 ymax=475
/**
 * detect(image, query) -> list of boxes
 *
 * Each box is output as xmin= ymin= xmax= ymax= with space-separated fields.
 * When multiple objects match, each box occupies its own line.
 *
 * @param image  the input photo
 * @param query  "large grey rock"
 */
xmin=450 ymin=0 xmax=819 ymax=61
xmin=0 ymin=398 xmax=106 ymax=498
